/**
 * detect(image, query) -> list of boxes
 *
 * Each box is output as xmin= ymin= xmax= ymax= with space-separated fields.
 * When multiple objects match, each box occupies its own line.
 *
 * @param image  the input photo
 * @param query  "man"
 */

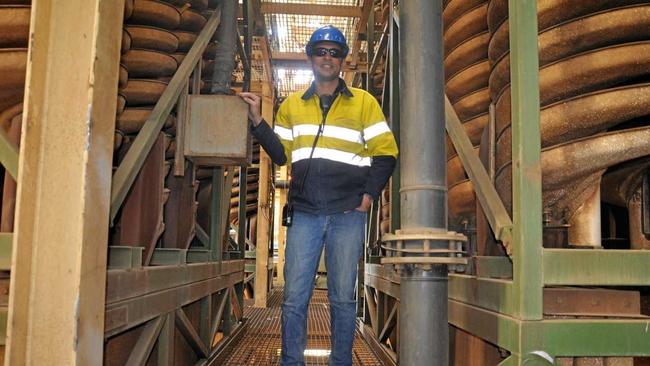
xmin=239 ymin=25 xmax=398 ymax=366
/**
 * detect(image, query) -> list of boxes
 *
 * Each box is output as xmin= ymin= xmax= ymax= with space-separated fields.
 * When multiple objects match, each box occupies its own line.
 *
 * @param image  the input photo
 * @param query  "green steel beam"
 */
xmin=196 ymin=224 xmax=209 ymax=248
xmin=543 ymin=249 xmax=650 ymax=286
xmin=473 ymin=256 xmax=513 ymax=279
xmin=107 ymin=246 xmax=143 ymax=269
xmin=244 ymin=263 xmax=255 ymax=273
xmin=451 ymin=298 xmax=650 ymax=359
xmin=106 ymin=259 xmax=244 ymax=304
xmin=157 ymin=312 xmax=175 ymax=364
xmin=210 ymin=167 xmax=224 ymax=262
xmin=105 ymin=271 xmax=242 ymax=338
xmin=364 ymin=273 xmax=400 ymax=299
xmin=200 ymin=295 xmax=213 ymax=356
xmin=149 ymin=248 xmax=187 ymax=266
xmin=110 ymin=9 xmax=222 ymax=224
xmin=508 ymin=0 xmax=543 ymax=321
xmin=0 ymin=232 xmax=12 ymax=270
xmin=187 ymin=249 xmax=211 ymax=263
xmin=541 ymin=319 xmax=650 ymax=356
xmin=448 ymin=274 xmax=516 ymax=316
xmin=445 ymin=96 xmax=513 ymax=255
xmin=448 ymin=299 xmax=522 ymax=354
xmin=125 ymin=316 xmax=165 ymax=365
xmin=0 ymin=128 xmax=18 ymax=180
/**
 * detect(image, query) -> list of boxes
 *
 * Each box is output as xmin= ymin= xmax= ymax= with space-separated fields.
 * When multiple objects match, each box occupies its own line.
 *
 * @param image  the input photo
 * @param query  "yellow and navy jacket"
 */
xmin=251 ymin=79 xmax=398 ymax=214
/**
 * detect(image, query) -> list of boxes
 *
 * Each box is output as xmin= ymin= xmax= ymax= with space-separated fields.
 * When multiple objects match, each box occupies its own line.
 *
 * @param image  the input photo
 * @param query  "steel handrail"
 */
xmin=110 ymin=8 xmax=223 ymax=224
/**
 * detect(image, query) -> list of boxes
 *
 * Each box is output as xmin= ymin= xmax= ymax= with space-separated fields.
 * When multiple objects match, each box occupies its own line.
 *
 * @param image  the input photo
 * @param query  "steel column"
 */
xmin=508 ymin=0 xmax=543 ymax=320
xmin=397 ymin=0 xmax=447 ymax=365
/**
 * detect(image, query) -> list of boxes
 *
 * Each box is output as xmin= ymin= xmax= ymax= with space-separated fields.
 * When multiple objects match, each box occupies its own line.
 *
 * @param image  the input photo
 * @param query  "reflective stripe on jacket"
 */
xmin=253 ymin=81 xmax=398 ymax=214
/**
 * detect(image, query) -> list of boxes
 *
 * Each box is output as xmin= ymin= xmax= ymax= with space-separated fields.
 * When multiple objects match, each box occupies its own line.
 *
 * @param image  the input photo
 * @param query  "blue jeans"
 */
xmin=281 ymin=209 xmax=366 ymax=366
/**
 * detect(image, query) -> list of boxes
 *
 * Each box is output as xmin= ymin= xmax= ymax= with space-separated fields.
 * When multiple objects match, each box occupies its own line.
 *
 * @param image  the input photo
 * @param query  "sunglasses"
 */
xmin=313 ymin=47 xmax=344 ymax=59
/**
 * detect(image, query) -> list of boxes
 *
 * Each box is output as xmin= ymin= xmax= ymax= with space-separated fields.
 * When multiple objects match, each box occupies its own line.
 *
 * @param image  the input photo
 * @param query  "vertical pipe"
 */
xmin=389 ymin=8 xmax=400 ymax=232
xmin=210 ymin=0 xmax=238 ymax=94
xmin=242 ymin=0 xmax=254 ymax=92
xmin=399 ymin=0 xmax=446 ymax=229
xmin=398 ymin=0 xmax=447 ymax=365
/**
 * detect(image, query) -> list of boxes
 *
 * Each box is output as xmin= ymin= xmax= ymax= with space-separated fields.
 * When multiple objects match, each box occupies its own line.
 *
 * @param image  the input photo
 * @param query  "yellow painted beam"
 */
xmin=254 ymin=82 xmax=275 ymax=308
xmin=5 ymin=0 xmax=124 ymax=364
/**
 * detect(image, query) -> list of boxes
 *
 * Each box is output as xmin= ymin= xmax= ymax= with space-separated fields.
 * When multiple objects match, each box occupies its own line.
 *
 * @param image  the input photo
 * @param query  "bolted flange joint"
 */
xmin=380 ymin=229 xmax=468 ymax=273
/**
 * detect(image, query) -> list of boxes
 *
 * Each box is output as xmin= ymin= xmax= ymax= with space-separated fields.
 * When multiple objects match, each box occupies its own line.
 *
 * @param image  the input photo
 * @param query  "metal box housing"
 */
xmin=184 ymin=95 xmax=251 ymax=166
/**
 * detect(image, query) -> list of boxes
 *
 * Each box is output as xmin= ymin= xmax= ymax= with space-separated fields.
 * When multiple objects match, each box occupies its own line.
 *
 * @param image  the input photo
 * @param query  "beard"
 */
xmin=313 ymin=65 xmax=340 ymax=82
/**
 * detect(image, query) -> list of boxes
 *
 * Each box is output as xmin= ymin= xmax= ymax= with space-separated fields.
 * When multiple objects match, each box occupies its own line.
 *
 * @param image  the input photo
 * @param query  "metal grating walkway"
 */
xmin=220 ymin=288 xmax=382 ymax=365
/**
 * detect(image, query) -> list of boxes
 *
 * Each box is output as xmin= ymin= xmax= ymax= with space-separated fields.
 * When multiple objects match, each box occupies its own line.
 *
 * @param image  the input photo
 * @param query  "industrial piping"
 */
xmin=397 ymin=0 xmax=450 ymax=364
xmin=210 ymin=0 xmax=238 ymax=93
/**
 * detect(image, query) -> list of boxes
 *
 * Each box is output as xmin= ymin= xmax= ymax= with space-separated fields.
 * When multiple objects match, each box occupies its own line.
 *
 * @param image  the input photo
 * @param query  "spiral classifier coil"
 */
xmin=487 ymin=0 xmax=650 ymax=248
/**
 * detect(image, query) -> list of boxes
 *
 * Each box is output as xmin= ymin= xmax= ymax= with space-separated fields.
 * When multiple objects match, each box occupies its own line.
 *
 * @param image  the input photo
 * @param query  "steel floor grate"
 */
xmin=220 ymin=288 xmax=382 ymax=365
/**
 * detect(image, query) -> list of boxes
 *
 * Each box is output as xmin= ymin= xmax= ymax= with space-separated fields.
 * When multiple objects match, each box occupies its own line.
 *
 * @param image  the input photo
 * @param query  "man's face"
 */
xmin=309 ymin=41 xmax=344 ymax=82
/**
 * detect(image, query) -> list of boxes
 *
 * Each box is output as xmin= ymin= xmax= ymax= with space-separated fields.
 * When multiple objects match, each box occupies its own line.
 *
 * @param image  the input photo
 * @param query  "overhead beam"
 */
xmin=261 ymin=3 xmax=362 ymax=17
xmin=5 ymin=0 xmax=124 ymax=364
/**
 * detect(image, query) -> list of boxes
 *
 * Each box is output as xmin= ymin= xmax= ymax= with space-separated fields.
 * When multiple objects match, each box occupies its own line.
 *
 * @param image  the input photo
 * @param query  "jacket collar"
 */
xmin=301 ymin=78 xmax=353 ymax=100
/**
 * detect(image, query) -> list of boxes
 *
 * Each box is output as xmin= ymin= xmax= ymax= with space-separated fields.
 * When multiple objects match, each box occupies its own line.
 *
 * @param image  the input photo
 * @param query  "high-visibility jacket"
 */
xmin=252 ymin=80 xmax=398 ymax=214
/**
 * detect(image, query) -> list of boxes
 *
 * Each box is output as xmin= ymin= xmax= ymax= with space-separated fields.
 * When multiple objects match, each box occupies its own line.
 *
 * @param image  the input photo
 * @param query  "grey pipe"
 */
xmin=210 ymin=0 xmax=238 ymax=94
xmin=399 ymin=267 xmax=448 ymax=365
xmin=399 ymin=0 xmax=446 ymax=228
xmin=398 ymin=0 xmax=448 ymax=365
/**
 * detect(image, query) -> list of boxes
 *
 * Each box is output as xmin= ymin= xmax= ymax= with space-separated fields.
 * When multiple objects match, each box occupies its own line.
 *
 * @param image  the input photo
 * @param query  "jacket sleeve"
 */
xmin=249 ymin=100 xmax=293 ymax=166
xmin=362 ymin=93 xmax=399 ymax=199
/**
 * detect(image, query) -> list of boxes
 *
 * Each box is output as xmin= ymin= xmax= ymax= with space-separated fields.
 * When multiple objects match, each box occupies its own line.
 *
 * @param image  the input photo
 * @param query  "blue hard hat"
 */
xmin=306 ymin=25 xmax=349 ymax=58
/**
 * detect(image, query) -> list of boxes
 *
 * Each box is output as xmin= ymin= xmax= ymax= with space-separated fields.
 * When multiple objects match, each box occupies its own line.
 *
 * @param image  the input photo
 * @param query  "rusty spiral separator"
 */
xmin=380 ymin=229 xmax=468 ymax=272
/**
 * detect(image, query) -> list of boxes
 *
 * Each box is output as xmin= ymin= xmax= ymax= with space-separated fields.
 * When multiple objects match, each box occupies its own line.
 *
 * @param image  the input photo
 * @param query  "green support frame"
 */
xmin=361 ymin=0 xmax=650 ymax=364
xmin=444 ymin=0 xmax=650 ymax=363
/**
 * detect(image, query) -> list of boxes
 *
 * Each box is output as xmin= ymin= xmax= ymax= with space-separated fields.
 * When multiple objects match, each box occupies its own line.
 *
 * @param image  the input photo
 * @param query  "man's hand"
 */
xmin=238 ymin=92 xmax=263 ymax=127
xmin=355 ymin=194 xmax=373 ymax=212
